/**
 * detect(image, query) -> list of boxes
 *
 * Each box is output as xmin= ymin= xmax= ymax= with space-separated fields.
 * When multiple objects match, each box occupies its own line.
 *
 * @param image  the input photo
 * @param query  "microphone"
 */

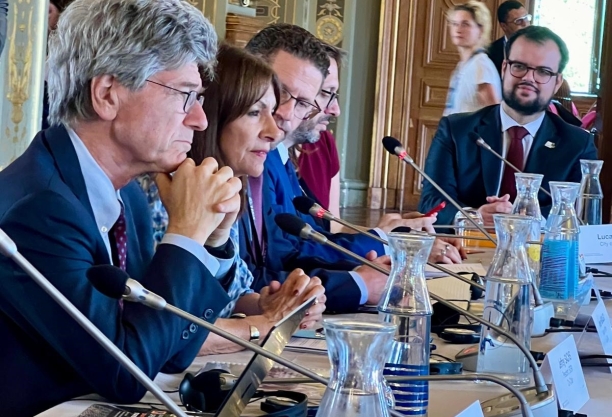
xmin=293 ymin=196 xmax=387 ymax=245
xmin=469 ymin=132 xmax=552 ymax=199
xmin=0 ymin=229 xmax=188 ymax=417
xmin=265 ymin=375 xmax=547 ymax=417
xmin=382 ymin=136 xmax=496 ymax=244
xmin=285 ymin=205 xmax=485 ymax=293
xmin=86 ymin=266 xmax=328 ymax=384
xmin=87 ymin=269 xmax=540 ymax=417
xmin=274 ymin=215 xmax=548 ymax=395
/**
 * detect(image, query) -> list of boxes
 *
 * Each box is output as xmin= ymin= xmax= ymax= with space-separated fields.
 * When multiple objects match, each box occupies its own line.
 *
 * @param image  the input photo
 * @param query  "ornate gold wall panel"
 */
xmin=0 ymin=0 xmax=47 ymax=170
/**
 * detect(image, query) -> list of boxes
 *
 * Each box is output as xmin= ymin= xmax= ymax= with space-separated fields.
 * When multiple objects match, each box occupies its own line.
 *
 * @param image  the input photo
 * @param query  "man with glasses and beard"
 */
xmin=419 ymin=26 xmax=597 ymax=227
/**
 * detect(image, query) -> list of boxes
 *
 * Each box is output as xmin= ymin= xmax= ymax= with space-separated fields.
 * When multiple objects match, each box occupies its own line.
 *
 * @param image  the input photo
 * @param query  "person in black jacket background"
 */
xmin=488 ymin=1 xmax=531 ymax=76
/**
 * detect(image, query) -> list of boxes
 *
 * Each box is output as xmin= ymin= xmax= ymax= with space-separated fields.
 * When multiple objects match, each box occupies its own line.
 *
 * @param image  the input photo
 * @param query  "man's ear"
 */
xmin=90 ymin=75 xmax=120 ymax=121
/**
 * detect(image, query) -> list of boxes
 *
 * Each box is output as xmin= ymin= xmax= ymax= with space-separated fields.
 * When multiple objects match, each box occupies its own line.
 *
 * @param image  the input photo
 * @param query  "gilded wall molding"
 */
xmin=0 ymin=0 xmax=47 ymax=170
xmin=315 ymin=0 xmax=344 ymax=46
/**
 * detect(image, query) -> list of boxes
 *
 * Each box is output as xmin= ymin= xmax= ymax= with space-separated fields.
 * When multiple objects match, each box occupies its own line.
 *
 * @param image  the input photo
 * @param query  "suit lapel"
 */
xmin=44 ymin=125 xmax=97 ymax=222
xmin=475 ymin=106 xmax=504 ymax=196
xmin=524 ymin=114 xmax=558 ymax=202
xmin=524 ymin=114 xmax=558 ymax=172
xmin=43 ymin=125 xmax=109 ymax=264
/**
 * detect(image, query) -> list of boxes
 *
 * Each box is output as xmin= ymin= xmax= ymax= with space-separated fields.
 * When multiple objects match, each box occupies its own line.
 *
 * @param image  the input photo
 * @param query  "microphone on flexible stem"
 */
xmin=88 ymin=268 xmax=539 ymax=417
xmin=469 ymin=133 xmax=552 ymax=199
xmin=266 ymin=375 xmax=541 ymax=417
xmin=293 ymin=196 xmax=388 ymax=245
xmin=273 ymin=214 xmax=549 ymax=396
xmin=290 ymin=199 xmax=487 ymax=292
xmin=0 ymin=229 xmax=188 ymax=417
xmin=86 ymin=265 xmax=327 ymax=385
xmin=382 ymin=136 xmax=496 ymax=244
xmin=87 ymin=269 xmax=410 ymax=417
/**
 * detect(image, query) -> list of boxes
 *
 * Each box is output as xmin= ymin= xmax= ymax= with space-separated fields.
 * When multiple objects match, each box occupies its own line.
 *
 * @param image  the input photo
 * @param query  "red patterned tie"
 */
xmin=112 ymin=203 xmax=128 ymax=271
xmin=499 ymin=126 xmax=529 ymax=201
xmin=111 ymin=202 xmax=127 ymax=309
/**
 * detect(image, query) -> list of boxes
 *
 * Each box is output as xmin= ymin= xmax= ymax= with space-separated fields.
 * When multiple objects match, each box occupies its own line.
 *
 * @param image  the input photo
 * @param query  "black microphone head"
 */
xmin=391 ymin=226 xmax=412 ymax=233
xmin=274 ymin=213 xmax=308 ymax=238
xmin=382 ymin=136 xmax=403 ymax=155
xmin=86 ymin=265 xmax=129 ymax=300
xmin=293 ymin=196 xmax=317 ymax=215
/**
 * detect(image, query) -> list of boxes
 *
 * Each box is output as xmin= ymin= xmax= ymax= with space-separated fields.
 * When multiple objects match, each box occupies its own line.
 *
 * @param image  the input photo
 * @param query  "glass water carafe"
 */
xmin=511 ymin=173 xmax=544 ymax=287
xmin=476 ymin=215 xmax=534 ymax=386
xmin=576 ymin=159 xmax=604 ymax=225
xmin=378 ymin=233 xmax=435 ymax=416
xmin=539 ymin=181 xmax=582 ymax=320
xmin=316 ymin=319 xmax=397 ymax=417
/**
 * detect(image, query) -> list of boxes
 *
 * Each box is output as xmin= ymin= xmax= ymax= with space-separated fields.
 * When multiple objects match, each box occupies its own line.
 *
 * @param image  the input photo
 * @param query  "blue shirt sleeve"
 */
xmin=161 ymin=233 xmax=221 ymax=277
xmin=348 ymin=271 xmax=369 ymax=305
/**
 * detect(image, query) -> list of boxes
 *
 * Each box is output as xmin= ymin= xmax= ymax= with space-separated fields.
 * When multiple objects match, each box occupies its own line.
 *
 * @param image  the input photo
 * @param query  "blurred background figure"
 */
xmin=548 ymin=78 xmax=581 ymax=126
xmin=444 ymin=1 xmax=501 ymax=116
xmin=488 ymin=1 xmax=531 ymax=76
xmin=48 ymin=0 xmax=73 ymax=34
xmin=0 ymin=0 xmax=7 ymax=58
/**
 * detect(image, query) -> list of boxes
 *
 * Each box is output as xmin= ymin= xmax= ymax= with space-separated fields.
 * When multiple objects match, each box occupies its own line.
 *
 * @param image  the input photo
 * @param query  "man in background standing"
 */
xmin=488 ymin=1 xmax=531 ymax=76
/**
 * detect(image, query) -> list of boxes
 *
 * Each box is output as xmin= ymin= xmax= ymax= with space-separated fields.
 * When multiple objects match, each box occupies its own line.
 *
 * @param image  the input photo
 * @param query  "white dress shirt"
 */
xmin=496 ymin=105 xmax=546 ymax=195
xmin=67 ymin=127 xmax=232 ymax=276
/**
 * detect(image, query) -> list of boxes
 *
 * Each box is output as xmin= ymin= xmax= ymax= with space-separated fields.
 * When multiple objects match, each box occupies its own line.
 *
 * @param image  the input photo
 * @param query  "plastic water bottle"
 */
xmin=378 ymin=233 xmax=435 ymax=416
xmin=539 ymin=181 xmax=581 ymax=320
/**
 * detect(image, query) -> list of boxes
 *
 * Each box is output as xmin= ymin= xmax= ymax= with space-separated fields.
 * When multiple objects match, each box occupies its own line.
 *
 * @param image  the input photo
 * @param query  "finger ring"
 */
xmin=445 ymin=244 xmax=450 ymax=251
xmin=314 ymin=298 xmax=319 ymax=305
xmin=441 ymin=247 xmax=448 ymax=257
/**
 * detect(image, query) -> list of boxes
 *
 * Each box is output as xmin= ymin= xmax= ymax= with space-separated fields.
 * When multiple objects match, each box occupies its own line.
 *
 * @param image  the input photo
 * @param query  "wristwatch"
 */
xmin=249 ymin=325 xmax=260 ymax=342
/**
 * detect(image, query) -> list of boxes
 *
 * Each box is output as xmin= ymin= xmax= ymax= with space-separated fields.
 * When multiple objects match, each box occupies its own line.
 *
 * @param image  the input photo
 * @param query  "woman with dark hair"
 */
xmin=138 ymin=44 xmax=326 ymax=355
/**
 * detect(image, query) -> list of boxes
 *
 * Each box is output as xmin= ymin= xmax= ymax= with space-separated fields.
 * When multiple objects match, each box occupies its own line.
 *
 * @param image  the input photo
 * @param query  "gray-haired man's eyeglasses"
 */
xmin=146 ymin=80 xmax=205 ymax=113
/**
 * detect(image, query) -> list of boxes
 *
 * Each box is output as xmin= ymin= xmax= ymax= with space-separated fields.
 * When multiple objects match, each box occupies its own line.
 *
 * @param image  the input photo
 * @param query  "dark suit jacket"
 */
xmin=418 ymin=105 xmax=598 ymax=226
xmin=237 ymin=170 xmax=363 ymax=313
xmin=265 ymin=149 xmax=386 ymax=259
xmin=0 ymin=126 xmax=230 ymax=416
xmin=236 ymin=148 xmax=369 ymax=312
xmin=487 ymin=36 xmax=506 ymax=76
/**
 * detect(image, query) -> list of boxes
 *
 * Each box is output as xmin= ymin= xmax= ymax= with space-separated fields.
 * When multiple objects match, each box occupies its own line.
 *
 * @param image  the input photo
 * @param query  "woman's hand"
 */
xmin=428 ymin=237 xmax=466 ymax=264
xmin=259 ymin=269 xmax=326 ymax=329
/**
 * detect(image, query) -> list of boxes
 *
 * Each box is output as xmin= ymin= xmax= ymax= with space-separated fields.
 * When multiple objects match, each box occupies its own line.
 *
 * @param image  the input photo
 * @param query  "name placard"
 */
xmin=540 ymin=335 xmax=589 ymax=412
xmin=591 ymin=283 xmax=612 ymax=372
xmin=579 ymin=224 xmax=612 ymax=264
xmin=455 ymin=400 xmax=484 ymax=417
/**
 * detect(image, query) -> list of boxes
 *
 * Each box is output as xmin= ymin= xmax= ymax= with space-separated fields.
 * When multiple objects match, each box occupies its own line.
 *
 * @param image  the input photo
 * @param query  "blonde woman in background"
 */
xmin=444 ymin=1 xmax=501 ymax=115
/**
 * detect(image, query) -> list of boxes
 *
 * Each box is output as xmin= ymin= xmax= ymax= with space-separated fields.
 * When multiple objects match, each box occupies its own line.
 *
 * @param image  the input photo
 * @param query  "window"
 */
xmin=533 ymin=0 xmax=606 ymax=94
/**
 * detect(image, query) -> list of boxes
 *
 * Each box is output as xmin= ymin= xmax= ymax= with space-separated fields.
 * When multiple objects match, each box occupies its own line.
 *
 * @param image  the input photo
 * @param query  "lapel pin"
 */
xmin=544 ymin=141 xmax=556 ymax=149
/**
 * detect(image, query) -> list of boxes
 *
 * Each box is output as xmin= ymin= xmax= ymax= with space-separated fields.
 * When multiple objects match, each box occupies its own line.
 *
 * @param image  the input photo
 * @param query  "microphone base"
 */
xmin=481 ymin=384 xmax=556 ymax=417
xmin=532 ymin=302 xmax=555 ymax=337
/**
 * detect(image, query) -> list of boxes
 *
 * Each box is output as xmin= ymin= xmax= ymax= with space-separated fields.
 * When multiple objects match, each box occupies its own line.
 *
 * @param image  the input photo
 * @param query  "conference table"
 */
xmin=37 ymin=257 xmax=612 ymax=417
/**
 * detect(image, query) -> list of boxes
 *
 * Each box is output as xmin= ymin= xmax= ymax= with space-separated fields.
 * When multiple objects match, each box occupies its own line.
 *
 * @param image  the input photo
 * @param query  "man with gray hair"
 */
xmin=0 ymin=0 xmax=242 ymax=414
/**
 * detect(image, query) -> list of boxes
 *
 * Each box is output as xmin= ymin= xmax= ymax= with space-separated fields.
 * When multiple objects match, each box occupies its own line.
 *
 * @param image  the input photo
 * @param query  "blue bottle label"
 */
xmin=539 ymin=240 xmax=579 ymax=299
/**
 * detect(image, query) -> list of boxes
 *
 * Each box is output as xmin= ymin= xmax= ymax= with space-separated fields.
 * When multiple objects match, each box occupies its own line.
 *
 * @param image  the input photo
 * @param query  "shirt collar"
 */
xmin=66 ymin=127 xmax=122 ymax=234
xmin=276 ymin=142 xmax=289 ymax=165
xmin=499 ymin=105 xmax=545 ymax=137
